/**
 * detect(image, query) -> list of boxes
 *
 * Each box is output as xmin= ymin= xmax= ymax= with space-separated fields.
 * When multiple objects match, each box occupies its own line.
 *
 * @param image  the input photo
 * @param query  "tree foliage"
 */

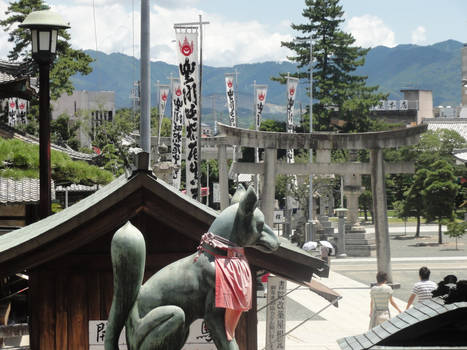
xmin=0 ymin=138 xmax=113 ymax=185
xmin=422 ymin=160 xmax=459 ymax=244
xmin=51 ymin=113 xmax=81 ymax=150
xmin=274 ymin=0 xmax=386 ymax=132
xmin=444 ymin=221 xmax=467 ymax=250
xmin=0 ymin=0 xmax=93 ymax=99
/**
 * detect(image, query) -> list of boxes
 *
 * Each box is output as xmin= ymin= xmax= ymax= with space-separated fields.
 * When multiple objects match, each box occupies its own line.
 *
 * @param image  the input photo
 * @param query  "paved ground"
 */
xmin=256 ymin=223 xmax=467 ymax=350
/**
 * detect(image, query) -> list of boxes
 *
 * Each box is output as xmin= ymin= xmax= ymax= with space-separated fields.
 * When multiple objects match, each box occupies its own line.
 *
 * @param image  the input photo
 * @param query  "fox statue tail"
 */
xmin=105 ymin=221 xmax=146 ymax=350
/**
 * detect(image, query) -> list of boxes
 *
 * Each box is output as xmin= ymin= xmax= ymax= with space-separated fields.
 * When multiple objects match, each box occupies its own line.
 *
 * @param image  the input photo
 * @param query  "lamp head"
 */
xmin=20 ymin=10 xmax=70 ymax=64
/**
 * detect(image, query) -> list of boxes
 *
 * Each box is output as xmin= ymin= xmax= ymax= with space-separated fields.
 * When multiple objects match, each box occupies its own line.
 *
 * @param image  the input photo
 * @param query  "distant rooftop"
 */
xmin=423 ymin=118 xmax=467 ymax=141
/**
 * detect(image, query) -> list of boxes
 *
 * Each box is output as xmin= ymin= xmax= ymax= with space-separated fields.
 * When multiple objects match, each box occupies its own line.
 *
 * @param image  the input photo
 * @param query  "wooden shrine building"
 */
xmin=0 ymin=153 xmax=332 ymax=350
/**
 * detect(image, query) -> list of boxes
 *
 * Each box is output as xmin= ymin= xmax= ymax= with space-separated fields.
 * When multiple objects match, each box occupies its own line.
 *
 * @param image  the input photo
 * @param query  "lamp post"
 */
xmin=20 ymin=10 xmax=70 ymax=219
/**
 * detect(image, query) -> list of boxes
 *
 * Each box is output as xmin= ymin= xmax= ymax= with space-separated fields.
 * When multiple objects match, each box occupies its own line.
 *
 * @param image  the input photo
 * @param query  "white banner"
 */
xmin=225 ymin=74 xmax=236 ymax=127
xmin=286 ymin=77 xmax=299 ymax=164
xmin=255 ymin=86 xmax=267 ymax=130
xmin=176 ymin=30 xmax=200 ymax=199
xmin=8 ymin=98 xmax=28 ymax=126
xmin=171 ymin=78 xmax=184 ymax=190
xmin=159 ymin=85 xmax=170 ymax=118
xmin=8 ymin=98 xmax=17 ymax=126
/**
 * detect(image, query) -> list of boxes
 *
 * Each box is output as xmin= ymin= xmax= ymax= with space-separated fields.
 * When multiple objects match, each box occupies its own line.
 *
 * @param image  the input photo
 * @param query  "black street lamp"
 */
xmin=20 ymin=10 xmax=69 ymax=219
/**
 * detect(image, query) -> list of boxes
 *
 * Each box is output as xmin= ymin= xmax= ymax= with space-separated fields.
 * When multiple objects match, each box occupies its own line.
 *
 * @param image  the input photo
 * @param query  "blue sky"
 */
xmin=1 ymin=0 xmax=466 ymax=66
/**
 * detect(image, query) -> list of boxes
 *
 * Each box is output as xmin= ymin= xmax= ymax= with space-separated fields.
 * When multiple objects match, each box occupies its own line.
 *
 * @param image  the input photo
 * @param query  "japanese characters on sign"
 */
xmin=286 ymin=77 xmax=299 ymax=164
xmin=88 ymin=319 xmax=215 ymax=350
xmin=255 ymin=86 xmax=268 ymax=131
xmin=88 ymin=320 xmax=126 ymax=349
xmin=175 ymin=30 xmax=200 ymax=199
xmin=171 ymin=78 xmax=184 ymax=190
xmin=181 ymin=318 xmax=216 ymax=349
xmin=225 ymin=74 xmax=237 ymax=127
xmin=266 ymin=276 xmax=287 ymax=350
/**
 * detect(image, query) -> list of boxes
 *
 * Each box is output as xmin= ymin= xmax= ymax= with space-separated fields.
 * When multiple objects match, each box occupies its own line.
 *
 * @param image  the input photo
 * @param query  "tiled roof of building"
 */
xmin=0 ymin=177 xmax=55 ymax=204
xmin=337 ymin=297 xmax=467 ymax=350
xmin=424 ymin=118 xmax=467 ymax=140
xmin=453 ymin=148 xmax=467 ymax=163
xmin=55 ymin=183 xmax=99 ymax=192
xmin=0 ymin=60 xmax=37 ymax=99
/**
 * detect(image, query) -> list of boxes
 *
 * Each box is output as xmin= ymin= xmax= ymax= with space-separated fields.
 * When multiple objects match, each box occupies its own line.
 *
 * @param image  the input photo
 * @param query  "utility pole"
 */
xmin=140 ymin=0 xmax=151 ymax=158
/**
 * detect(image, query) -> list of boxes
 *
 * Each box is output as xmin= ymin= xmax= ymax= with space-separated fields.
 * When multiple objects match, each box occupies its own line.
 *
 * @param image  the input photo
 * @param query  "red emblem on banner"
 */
xmin=161 ymin=92 xmax=168 ymax=102
xmin=227 ymin=80 xmax=233 ymax=88
xmin=19 ymin=103 xmax=25 ymax=110
xmin=258 ymin=92 xmax=265 ymax=102
xmin=176 ymin=88 xmax=182 ymax=97
xmin=9 ymin=101 xmax=15 ymax=108
xmin=289 ymin=88 xmax=295 ymax=96
xmin=179 ymin=37 xmax=194 ymax=57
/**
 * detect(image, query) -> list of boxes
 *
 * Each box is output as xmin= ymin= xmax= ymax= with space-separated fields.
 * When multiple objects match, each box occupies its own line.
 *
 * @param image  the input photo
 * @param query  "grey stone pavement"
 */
xmin=257 ymin=223 xmax=467 ymax=350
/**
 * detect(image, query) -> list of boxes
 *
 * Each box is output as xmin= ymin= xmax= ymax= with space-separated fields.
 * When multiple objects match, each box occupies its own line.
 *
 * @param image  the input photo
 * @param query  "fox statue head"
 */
xmin=208 ymin=185 xmax=279 ymax=253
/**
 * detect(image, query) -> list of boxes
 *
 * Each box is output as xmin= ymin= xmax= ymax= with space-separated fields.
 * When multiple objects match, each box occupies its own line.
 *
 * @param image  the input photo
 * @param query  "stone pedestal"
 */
xmin=344 ymin=224 xmax=376 ymax=257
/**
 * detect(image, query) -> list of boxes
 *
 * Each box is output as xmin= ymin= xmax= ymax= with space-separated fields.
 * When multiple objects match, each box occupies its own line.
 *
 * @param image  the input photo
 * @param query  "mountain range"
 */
xmin=70 ymin=40 xmax=465 ymax=127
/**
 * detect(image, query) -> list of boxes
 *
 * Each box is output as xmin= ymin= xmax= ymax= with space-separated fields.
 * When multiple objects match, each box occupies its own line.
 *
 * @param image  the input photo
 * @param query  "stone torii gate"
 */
xmin=214 ymin=123 xmax=427 ymax=282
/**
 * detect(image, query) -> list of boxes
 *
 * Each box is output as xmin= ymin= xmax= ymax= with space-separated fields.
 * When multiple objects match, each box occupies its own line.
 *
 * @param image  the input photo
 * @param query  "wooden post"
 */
xmin=218 ymin=144 xmax=229 ymax=210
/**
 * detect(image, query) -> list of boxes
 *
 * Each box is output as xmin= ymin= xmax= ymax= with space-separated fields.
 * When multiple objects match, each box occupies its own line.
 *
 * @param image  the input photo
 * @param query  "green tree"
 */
xmin=0 ymin=0 xmax=93 ymax=100
xmin=359 ymin=189 xmax=372 ymax=223
xmin=0 ymin=138 xmax=113 ymax=185
xmin=422 ymin=160 xmax=459 ymax=244
xmin=274 ymin=0 xmax=386 ymax=132
xmin=399 ymin=169 xmax=429 ymax=237
xmin=51 ymin=113 xmax=81 ymax=150
xmin=93 ymin=109 xmax=136 ymax=176
xmin=444 ymin=221 xmax=467 ymax=250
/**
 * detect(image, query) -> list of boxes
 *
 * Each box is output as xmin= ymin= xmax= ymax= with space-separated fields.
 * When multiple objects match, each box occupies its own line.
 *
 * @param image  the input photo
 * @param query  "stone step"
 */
xmin=346 ymin=238 xmax=376 ymax=245
xmin=345 ymin=244 xmax=376 ymax=257
xmin=346 ymin=232 xmax=374 ymax=240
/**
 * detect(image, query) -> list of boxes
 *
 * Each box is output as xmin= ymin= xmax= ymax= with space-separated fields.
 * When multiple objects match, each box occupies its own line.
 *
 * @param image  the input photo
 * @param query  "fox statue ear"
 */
xmin=238 ymin=186 xmax=258 ymax=216
xmin=231 ymin=184 xmax=246 ymax=204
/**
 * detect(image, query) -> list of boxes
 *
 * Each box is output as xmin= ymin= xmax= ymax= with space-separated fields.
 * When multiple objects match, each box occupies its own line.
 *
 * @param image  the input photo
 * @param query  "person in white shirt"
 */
xmin=406 ymin=266 xmax=438 ymax=309
xmin=369 ymin=271 xmax=401 ymax=329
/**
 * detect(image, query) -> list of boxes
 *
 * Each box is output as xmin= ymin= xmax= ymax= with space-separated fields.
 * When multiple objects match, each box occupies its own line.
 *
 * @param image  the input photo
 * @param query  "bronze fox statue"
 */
xmin=105 ymin=185 xmax=280 ymax=350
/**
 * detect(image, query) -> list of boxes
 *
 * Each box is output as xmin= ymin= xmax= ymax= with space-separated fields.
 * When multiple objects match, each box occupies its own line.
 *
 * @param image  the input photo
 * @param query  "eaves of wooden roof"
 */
xmin=338 ymin=298 xmax=467 ymax=350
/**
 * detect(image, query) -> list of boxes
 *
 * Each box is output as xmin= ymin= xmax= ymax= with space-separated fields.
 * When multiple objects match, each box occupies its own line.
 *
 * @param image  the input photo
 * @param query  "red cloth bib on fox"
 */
xmin=197 ymin=233 xmax=252 ymax=340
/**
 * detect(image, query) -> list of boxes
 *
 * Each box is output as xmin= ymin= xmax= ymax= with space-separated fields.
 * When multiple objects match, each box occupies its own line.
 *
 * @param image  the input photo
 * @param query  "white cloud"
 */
xmin=203 ymin=17 xmax=292 ymax=66
xmin=0 ymin=0 xmax=16 ymax=59
xmin=0 ymin=0 xmax=291 ymax=66
xmin=38 ymin=2 xmax=293 ymax=67
xmin=345 ymin=14 xmax=396 ymax=48
xmin=411 ymin=26 xmax=426 ymax=45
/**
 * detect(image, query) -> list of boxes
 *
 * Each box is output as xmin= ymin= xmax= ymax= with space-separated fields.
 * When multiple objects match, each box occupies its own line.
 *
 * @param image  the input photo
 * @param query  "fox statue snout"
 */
xmin=105 ymin=185 xmax=279 ymax=350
